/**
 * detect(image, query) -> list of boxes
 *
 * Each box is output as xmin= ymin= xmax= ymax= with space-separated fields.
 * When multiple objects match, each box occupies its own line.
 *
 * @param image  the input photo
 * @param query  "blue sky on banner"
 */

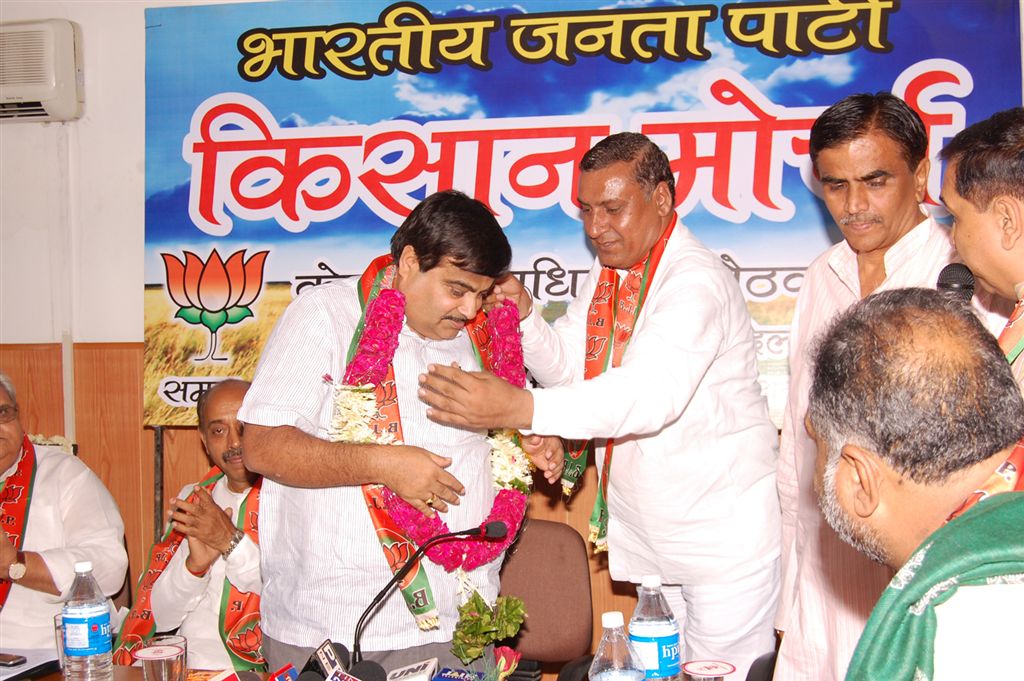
xmin=144 ymin=0 xmax=1021 ymax=284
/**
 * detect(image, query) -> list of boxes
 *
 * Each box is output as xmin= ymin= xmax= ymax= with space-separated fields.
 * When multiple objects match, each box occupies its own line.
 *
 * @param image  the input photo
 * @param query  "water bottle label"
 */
xmin=63 ymin=603 xmax=111 ymax=656
xmin=629 ymin=633 xmax=681 ymax=678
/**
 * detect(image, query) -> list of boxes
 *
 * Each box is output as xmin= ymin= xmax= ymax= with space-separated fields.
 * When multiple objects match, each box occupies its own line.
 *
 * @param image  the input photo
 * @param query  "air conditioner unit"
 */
xmin=0 ymin=19 xmax=83 ymax=122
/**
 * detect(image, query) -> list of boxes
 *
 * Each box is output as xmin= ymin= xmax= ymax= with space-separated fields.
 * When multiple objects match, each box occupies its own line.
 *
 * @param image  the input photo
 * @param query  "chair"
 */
xmin=744 ymin=650 xmax=777 ymax=681
xmin=499 ymin=519 xmax=593 ymax=681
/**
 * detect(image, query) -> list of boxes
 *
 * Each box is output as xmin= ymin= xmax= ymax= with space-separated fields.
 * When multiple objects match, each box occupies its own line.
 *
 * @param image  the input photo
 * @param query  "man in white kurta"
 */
xmin=148 ymin=380 xmax=262 ymax=670
xmin=774 ymin=93 xmax=1009 ymax=681
xmin=236 ymin=190 xmax=559 ymax=672
xmin=0 ymin=374 xmax=127 ymax=650
xmin=418 ymin=133 xmax=780 ymax=679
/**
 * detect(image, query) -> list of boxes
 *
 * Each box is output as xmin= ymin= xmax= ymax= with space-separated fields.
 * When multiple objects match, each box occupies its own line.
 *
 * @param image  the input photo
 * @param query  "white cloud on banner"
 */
xmin=582 ymin=39 xmax=748 ymax=119
xmin=394 ymin=73 xmax=483 ymax=117
xmin=280 ymin=112 xmax=359 ymax=127
xmin=755 ymin=55 xmax=856 ymax=92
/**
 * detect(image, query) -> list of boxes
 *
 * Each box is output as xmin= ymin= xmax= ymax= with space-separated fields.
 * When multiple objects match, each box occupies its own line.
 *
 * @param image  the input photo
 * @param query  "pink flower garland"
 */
xmin=348 ymin=290 xmax=529 ymax=571
xmin=344 ymin=289 xmax=404 ymax=386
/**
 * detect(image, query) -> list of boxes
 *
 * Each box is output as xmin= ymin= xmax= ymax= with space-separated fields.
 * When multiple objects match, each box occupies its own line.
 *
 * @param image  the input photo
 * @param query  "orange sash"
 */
xmin=0 ymin=436 xmax=36 ymax=607
xmin=562 ymin=218 xmax=676 ymax=549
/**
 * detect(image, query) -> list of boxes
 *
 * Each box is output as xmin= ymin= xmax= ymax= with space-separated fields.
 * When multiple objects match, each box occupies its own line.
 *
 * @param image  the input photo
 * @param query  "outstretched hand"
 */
xmin=383 ymin=445 xmax=465 ymax=518
xmin=418 ymin=363 xmax=533 ymax=431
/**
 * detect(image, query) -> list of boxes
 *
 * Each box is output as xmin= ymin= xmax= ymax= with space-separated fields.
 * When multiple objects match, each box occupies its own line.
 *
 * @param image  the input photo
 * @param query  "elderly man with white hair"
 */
xmin=0 ymin=372 xmax=128 ymax=649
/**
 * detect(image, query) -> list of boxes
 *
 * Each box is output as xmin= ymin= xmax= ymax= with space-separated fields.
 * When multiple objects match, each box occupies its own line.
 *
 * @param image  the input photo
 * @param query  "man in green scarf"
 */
xmin=806 ymin=287 xmax=1024 ymax=681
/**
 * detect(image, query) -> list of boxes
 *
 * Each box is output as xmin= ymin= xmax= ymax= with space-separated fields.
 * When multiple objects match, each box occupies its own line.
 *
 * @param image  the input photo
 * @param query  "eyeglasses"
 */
xmin=0 ymin=405 xmax=19 ymax=424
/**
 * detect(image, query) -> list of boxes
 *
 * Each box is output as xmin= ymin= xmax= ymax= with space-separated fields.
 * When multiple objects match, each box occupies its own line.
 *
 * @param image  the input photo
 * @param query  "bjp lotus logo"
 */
xmin=162 ymin=249 xmax=269 ymax=362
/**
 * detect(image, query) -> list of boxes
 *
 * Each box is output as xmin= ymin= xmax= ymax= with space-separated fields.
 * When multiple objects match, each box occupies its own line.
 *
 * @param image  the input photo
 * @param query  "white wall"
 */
xmin=2 ymin=1 xmax=1024 ymax=344
xmin=0 ymin=0 xmax=260 ymax=344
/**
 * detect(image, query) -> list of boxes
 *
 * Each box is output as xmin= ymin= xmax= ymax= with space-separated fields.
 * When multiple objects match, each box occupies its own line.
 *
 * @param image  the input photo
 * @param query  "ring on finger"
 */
xmin=426 ymin=493 xmax=436 ymax=507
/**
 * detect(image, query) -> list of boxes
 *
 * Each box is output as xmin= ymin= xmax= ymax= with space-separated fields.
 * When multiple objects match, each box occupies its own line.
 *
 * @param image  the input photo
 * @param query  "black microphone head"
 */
xmin=349 ymin=661 xmax=387 ymax=681
xmin=298 ymin=671 xmax=325 ymax=681
xmin=331 ymin=642 xmax=351 ymax=672
xmin=937 ymin=263 xmax=975 ymax=301
xmin=483 ymin=520 xmax=508 ymax=539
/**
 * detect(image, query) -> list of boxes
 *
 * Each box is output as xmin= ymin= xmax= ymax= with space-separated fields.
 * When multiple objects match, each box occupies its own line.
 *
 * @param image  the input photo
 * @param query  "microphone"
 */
xmin=301 ymin=641 xmax=351 ymax=679
xmin=937 ymin=263 xmax=975 ymax=302
xmin=352 ymin=522 xmax=509 ymax=664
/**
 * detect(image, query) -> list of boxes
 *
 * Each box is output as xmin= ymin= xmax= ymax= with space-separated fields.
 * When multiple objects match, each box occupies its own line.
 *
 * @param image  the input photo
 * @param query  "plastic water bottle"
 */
xmin=62 ymin=561 xmax=113 ymax=681
xmin=629 ymin=575 xmax=681 ymax=681
xmin=589 ymin=611 xmax=645 ymax=681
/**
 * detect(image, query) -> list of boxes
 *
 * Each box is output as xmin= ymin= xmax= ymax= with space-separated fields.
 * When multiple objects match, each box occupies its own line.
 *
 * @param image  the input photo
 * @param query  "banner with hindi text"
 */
xmin=143 ymin=0 xmax=1023 ymax=425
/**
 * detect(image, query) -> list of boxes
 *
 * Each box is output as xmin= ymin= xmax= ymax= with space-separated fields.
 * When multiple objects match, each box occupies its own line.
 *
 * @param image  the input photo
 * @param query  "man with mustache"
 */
xmin=419 ymin=133 xmax=781 ymax=679
xmin=807 ymin=287 xmax=1023 ymax=681
xmin=773 ymin=93 xmax=1006 ymax=680
xmin=115 ymin=379 xmax=264 ymax=671
xmin=236 ymin=190 xmax=561 ymax=671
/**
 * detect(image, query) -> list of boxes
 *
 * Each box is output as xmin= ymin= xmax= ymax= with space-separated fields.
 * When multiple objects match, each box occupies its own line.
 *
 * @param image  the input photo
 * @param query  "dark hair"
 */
xmin=808 ymin=287 xmax=1024 ymax=484
xmin=810 ymin=93 xmax=928 ymax=172
xmin=390 ymin=190 xmax=511 ymax=278
xmin=197 ymin=379 xmax=251 ymax=430
xmin=940 ymin=107 xmax=1024 ymax=209
xmin=580 ymin=132 xmax=676 ymax=204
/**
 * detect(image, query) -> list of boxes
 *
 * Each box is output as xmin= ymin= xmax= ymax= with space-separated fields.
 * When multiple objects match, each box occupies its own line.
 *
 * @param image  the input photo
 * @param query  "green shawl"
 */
xmin=846 ymin=492 xmax=1024 ymax=680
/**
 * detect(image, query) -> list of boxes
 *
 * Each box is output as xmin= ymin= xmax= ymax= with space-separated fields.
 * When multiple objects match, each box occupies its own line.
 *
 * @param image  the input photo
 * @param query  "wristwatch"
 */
xmin=222 ymin=528 xmax=245 ymax=559
xmin=8 ymin=551 xmax=26 ymax=581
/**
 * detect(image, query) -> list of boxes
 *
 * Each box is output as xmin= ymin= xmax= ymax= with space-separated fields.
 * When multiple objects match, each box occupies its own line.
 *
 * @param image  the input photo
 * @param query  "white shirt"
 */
xmin=237 ymin=281 xmax=500 ymax=651
xmin=932 ymin=582 xmax=1024 ymax=681
xmin=774 ymin=216 xmax=1010 ymax=681
xmin=150 ymin=477 xmax=261 ymax=670
xmin=522 ymin=222 xmax=780 ymax=585
xmin=0 ymin=443 xmax=127 ymax=649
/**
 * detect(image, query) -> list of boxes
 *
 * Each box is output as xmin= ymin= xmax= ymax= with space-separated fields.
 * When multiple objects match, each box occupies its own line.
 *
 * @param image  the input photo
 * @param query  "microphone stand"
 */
xmin=352 ymin=524 xmax=504 ymax=665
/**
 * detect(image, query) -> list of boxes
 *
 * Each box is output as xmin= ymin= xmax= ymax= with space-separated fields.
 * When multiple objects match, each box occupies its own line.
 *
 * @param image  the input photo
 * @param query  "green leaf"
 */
xmin=450 ymin=592 xmax=527 ymax=665
xmin=200 ymin=309 xmax=228 ymax=334
xmin=175 ymin=306 xmax=203 ymax=325
xmin=225 ymin=305 xmax=253 ymax=324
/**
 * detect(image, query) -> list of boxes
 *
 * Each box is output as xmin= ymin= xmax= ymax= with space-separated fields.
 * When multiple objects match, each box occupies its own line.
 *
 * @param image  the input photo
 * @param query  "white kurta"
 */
xmin=237 ymin=280 xmax=500 ymax=652
xmin=149 ymin=478 xmax=260 ymax=670
xmin=0 ymin=443 xmax=127 ymax=649
xmin=774 ymin=216 xmax=1011 ymax=681
xmin=522 ymin=222 xmax=781 ymax=585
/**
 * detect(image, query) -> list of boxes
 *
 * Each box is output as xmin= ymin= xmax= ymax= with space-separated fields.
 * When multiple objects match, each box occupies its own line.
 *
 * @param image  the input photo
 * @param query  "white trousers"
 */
xmin=656 ymin=559 xmax=779 ymax=680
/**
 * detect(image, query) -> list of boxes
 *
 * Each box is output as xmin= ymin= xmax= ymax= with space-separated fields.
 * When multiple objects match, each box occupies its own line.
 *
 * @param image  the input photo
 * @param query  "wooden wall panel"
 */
xmin=0 ymin=343 xmax=65 ymax=436
xmin=73 ymin=343 xmax=151 ymax=601
xmin=1 ymin=341 xmax=633 ymax=661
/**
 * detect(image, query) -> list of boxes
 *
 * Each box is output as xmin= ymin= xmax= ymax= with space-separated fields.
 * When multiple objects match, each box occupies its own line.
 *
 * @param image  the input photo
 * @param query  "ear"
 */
xmin=838 ymin=444 xmax=885 ymax=519
xmin=913 ymin=157 xmax=931 ymax=203
xmin=653 ymin=181 xmax=673 ymax=217
xmin=397 ymin=244 xmax=420 ymax=277
xmin=992 ymin=196 xmax=1023 ymax=251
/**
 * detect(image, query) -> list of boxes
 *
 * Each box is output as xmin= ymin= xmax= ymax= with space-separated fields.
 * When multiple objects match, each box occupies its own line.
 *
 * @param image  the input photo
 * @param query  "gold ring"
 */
xmin=426 ymin=494 xmax=436 ymax=507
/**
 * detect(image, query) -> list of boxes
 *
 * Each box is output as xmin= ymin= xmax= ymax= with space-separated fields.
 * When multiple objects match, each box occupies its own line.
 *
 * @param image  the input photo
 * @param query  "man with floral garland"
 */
xmin=238 ymin=190 xmax=562 ymax=672
xmin=419 ymin=133 xmax=780 ymax=679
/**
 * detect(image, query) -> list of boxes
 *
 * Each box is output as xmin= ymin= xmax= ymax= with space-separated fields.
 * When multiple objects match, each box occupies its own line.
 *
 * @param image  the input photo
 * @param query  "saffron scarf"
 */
xmin=560 ymin=218 xmax=676 ymax=550
xmin=114 ymin=468 xmax=264 ymax=671
xmin=347 ymin=254 xmax=525 ymax=629
xmin=0 ymin=436 xmax=36 ymax=607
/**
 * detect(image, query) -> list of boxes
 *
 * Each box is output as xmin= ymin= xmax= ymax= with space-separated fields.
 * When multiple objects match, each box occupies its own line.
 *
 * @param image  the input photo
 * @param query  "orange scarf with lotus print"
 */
xmin=561 ymin=217 xmax=676 ymax=550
